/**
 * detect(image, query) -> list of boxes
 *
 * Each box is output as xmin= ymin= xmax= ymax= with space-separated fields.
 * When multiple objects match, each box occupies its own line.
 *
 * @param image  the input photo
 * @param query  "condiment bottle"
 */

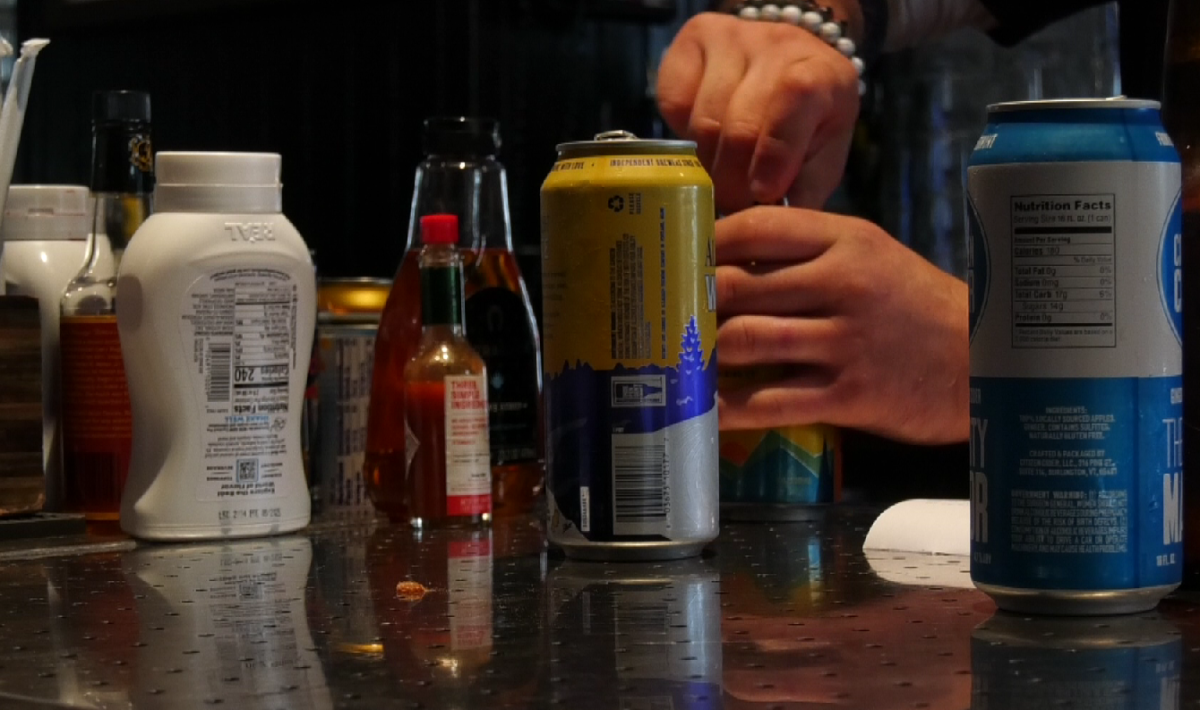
xmin=59 ymin=90 xmax=153 ymax=522
xmin=115 ymin=152 xmax=316 ymax=540
xmin=404 ymin=213 xmax=491 ymax=528
xmin=0 ymin=185 xmax=115 ymax=509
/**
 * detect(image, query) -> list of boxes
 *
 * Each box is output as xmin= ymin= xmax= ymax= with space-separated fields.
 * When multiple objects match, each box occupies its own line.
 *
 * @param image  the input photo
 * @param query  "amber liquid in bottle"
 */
xmin=1164 ymin=0 xmax=1200 ymax=587
xmin=364 ymin=249 xmax=421 ymax=522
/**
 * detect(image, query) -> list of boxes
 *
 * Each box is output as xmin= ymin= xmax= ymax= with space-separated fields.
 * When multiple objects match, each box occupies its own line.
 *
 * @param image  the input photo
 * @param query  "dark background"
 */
xmin=17 ymin=0 xmax=703 ymax=313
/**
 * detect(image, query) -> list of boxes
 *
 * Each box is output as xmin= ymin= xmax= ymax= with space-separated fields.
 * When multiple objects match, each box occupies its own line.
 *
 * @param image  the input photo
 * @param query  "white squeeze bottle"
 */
xmin=116 ymin=152 xmax=316 ymax=540
xmin=0 ymin=185 xmax=115 ymax=508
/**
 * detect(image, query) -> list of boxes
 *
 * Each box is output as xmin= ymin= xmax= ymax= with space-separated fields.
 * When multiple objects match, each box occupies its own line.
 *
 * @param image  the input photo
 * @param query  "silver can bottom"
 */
xmin=721 ymin=502 xmax=829 ymax=523
xmin=554 ymin=538 xmax=712 ymax=562
xmin=975 ymin=582 xmax=1179 ymax=616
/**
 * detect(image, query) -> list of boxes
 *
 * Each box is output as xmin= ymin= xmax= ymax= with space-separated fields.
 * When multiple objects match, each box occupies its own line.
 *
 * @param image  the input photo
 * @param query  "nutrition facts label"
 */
xmin=1010 ymin=194 xmax=1116 ymax=348
xmin=181 ymin=268 xmax=298 ymax=502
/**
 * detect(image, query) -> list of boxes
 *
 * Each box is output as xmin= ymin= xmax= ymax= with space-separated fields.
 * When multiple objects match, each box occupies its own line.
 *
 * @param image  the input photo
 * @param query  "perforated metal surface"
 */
xmin=0 ymin=509 xmax=1197 ymax=708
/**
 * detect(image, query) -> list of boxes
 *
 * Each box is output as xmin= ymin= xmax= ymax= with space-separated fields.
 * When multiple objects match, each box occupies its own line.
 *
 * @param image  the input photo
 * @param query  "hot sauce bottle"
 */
xmin=404 ymin=214 xmax=492 ymax=528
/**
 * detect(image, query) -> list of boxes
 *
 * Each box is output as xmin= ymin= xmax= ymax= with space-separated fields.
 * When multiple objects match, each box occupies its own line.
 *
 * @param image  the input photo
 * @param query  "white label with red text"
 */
xmin=444 ymin=374 xmax=492 ymax=516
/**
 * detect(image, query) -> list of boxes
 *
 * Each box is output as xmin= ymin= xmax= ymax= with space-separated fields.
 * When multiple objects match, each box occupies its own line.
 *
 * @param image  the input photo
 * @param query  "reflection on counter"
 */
xmin=971 ymin=612 xmax=1182 ymax=709
xmin=545 ymin=559 xmax=722 ymax=709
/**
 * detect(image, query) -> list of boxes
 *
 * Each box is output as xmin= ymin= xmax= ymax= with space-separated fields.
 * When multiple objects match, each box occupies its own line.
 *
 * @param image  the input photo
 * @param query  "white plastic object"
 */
xmin=738 ymin=5 xmax=761 ymax=20
xmin=0 ymin=39 xmax=50 ymax=220
xmin=801 ymin=10 xmax=823 ymax=31
xmin=819 ymin=21 xmax=841 ymax=42
xmin=780 ymin=5 xmax=802 ymax=24
xmin=760 ymin=3 xmax=781 ymax=21
xmin=116 ymin=152 xmax=316 ymax=540
xmin=836 ymin=37 xmax=856 ymax=56
xmin=863 ymin=499 xmax=970 ymax=556
xmin=0 ymin=185 xmax=114 ymax=508
xmin=851 ymin=56 xmax=866 ymax=76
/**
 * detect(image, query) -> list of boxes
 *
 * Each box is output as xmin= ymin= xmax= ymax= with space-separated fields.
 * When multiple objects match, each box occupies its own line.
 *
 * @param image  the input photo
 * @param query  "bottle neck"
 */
xmin=407 ymin=155 xmax=514 ymax=253
xmin=420 ymin=245 xmax=465 ymax=328
xmin=91 ymin=122 xmax=153 ymax=195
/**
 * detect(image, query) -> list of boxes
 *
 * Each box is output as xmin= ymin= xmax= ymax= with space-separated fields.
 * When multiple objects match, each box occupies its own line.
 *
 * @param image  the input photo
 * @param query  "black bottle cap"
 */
xmin=90 ymin=90 xmax=153 ymax=194
xmin=422 ymin=117 xmax=500 ymax=158
xmin=93 ymin=90 xmax=151 ymax=125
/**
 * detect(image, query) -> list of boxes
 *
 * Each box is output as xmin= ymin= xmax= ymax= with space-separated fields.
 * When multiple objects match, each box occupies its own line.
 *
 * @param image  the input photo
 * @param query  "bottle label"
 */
xmin=444 ymin=374 xmax=492 ymax=516
xmin=465 ymin=287 xmax=540 ymax=465
xmin=60 ymin=315 xmax=133 ymax=513
xmin=179 ymin=268 xmax=299 ymax=503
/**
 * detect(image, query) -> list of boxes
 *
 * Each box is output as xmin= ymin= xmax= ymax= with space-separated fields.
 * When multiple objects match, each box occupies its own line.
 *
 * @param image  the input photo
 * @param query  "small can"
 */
xmin=968 ymin=99 xmax=1183 ymax=614
xmin=313 ymin=278 xmax=391 ymax=516
xmin=971 ymin=613 xmax=1181 ymax=707
xmin=718 ymin=366 xmax=841 ymax=521
xmin=546 ymin=559 xmax=721 ymax=709
xmin=540 ymin=130 xmax=719 ymax=560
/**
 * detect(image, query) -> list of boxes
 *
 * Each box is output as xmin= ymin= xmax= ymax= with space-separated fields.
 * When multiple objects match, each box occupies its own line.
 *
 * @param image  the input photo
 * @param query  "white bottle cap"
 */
xmin=1 ymin=185 xmax=90 ymax=242
xmin=154 ymin=152 xmax=283 ymax=214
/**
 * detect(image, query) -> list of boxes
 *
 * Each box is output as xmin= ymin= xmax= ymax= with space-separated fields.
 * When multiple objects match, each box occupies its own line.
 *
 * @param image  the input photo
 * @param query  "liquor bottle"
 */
xmin=366 ymin=117 xmax=544 ymax=521
xmin=1164 ymin=0 xmax=1200 ymax=587
xmin=59 ymin=90 xmax=152 ymax=522
xmin=404 ymin=214 xmax=492 ymax=528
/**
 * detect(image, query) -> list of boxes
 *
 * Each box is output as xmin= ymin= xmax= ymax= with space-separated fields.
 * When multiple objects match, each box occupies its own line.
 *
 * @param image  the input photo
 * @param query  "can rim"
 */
xmin=987 ymin=97 xmax=1161 ymax=113
xmin=555 ymin=137 xmax=699 ymax=158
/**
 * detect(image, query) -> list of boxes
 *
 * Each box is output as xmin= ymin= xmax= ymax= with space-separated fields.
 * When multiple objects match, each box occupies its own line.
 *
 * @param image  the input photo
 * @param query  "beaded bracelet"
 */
xmin=730 ymin=0 xmax=867 ymax=96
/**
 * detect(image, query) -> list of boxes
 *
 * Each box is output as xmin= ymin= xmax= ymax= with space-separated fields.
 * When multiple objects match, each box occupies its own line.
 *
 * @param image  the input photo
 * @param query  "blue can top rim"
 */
xmin=987 ymin=97 xmax=1161 ymax=114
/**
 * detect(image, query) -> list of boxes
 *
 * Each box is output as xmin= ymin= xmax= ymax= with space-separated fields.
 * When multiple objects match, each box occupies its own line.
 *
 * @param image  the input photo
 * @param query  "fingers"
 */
xmin=717 ymin=314 xmax=838 ymax=366
xmin=717 ymin=263 xmax=830 ymax=316
xmin=711 ymin=57 xmax=799 ymax=215
xmin=656 ymin=31 xmax=704 ymax=140
xmin=717 ymin=368 xmax=835 ymax=431
xmin=715 ymin=206 xmax=850 ymax=265
xmin=688 ymin=34 xmax=746 ymax=170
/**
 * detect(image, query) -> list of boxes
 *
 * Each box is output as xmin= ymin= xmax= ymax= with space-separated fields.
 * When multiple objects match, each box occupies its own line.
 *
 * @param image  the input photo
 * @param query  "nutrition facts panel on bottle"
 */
xmin=180 ymin=268 xmax=299 ymax=502
xmin=1010 ymin=194 xmax=1116 ymax=348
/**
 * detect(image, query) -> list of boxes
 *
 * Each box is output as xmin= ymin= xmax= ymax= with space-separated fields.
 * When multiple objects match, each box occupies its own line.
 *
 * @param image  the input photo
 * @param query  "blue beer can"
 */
xmin=967 ymin=99 xmax=1183 ymax=614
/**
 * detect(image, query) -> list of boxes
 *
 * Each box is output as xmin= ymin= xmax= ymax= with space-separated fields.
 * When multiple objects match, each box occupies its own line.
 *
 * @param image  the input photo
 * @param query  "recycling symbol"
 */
xmin=608 ymin=195 xmax=625 ymax=213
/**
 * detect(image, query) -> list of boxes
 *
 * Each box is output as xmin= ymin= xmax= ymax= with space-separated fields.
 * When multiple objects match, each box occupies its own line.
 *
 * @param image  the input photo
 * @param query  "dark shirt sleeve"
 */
xmin=977 ymin=0 xmax=1107 ymax=46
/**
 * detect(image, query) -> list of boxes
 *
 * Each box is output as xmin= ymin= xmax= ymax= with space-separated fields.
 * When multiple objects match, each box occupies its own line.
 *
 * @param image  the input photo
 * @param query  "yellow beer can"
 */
xmin=540 ymin=130 xmax=718 ymax=560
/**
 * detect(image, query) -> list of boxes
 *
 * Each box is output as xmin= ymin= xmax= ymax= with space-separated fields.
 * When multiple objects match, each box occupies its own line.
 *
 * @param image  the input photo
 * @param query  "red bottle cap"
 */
xmin=420 ymin=214 xmax=459 ymax=245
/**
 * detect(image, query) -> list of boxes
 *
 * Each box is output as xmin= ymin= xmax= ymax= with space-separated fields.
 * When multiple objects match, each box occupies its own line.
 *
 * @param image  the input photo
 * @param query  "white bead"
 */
xmin=819 ymin=21 xmax=841 ymax=42
xmin=780 ymin=5 xmax=803 ymax=24
xmin=858 ymin=79 xmax=867 ymax=96
xmin=761 ymin=3 xmax=782 ymax=21
xmin=851 ymin=56 xmax=865 ymax=76
xmin=738 ymin=6 xmax=761 ymax=20
xmin=836 ymin=37 xmax=856 ymax=56
xmin=801 ymin=10 xmax=823 ymax=31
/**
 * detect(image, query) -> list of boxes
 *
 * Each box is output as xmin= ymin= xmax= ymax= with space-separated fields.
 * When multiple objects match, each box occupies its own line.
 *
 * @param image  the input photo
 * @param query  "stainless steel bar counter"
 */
xmin=0 ymin=508 xmax=1195 ymax=709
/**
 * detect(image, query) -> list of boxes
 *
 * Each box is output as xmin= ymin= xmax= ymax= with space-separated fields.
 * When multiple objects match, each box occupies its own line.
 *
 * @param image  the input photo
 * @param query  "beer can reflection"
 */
xmin=546 ymin=559 xmax=721 ymax=708
xmin=970 ymin=612 xmax=1181 ymax=709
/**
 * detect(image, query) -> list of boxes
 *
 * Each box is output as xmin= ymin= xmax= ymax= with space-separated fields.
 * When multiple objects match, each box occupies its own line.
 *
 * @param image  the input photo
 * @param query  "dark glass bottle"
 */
xmin=59 ymin=90 xmax=153 ymax=522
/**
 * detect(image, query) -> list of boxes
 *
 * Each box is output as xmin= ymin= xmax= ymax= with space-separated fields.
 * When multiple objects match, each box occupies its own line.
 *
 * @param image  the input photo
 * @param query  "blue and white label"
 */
xmin=970 ymin=377 xmax=1183 ymax=590
xmin=1158 ymin=190 xmax=1183 ymax=345
xmin=968 ymin=196 xmax=989 ymax=343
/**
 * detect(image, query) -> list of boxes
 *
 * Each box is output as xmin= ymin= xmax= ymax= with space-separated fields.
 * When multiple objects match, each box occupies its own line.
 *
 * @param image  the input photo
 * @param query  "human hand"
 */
xmin=715 ymin=206 xmax=969 ymax=444
xmin=656 ymin=12 xmax=861 ymax=214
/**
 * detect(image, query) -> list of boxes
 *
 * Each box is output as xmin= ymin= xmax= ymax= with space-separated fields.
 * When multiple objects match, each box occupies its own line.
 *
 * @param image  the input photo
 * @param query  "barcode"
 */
xmin=580 ymin=486 xmax=591 ymax=532
xmin=207 ymin=343 xmax=232 ymax=402
xmin=613 ymin=443 xmax=667 ymax=524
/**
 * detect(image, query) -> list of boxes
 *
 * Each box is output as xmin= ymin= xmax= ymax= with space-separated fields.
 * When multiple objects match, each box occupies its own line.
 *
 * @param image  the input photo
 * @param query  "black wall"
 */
xmin=18 ymin=0 xmax=700 ymax=311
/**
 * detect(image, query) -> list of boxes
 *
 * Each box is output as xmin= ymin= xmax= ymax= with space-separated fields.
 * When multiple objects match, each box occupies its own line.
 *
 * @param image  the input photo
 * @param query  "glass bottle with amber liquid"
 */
xmin=59 ymin=90 xmax=153 ymax=522
xmin=404 ymin=214 xmax=492 ymax=528
xmin=1165 ymin=0 xmax=1200 ymax=587
xmin=365 ymin=118 xmax=543 ymax=522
